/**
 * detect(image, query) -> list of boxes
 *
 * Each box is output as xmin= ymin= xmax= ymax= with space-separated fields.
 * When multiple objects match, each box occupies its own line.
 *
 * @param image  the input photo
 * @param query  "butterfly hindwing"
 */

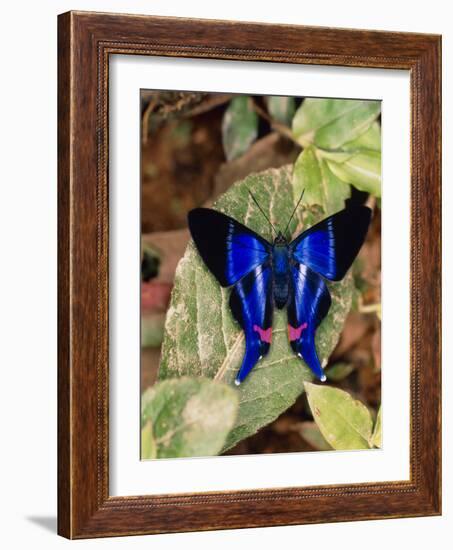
xmin=287 ymin=263 xmax=331 ymax=380
xmin=290 ymin=206 xmax=371 ymax=281
xmin=188 ymin=207 xmax=271 ymax=287
xmin=229 ymin=263 xmax=273 ymax=385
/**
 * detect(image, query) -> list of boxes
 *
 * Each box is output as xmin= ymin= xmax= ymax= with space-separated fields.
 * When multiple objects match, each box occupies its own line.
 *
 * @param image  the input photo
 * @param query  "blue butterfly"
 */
xmin=188 ymin=191 xmax=371 ymax=386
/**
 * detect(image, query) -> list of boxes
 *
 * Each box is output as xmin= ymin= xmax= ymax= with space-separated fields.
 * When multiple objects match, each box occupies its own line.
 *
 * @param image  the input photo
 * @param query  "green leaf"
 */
xmin=266 ymin=96 xmax=296 ymax=125
xmin=222 ymin=96 xmax=258 ymax=161
xmin=297 ymin=421 xmax=332 ymax=451
xmin=292 ymin=146 xmax=350 ymax=215
xmin=370 ymin=406 xmax=382 ymax=448
xmin=141 ymin=312 xmax=166 ymax=348
xmin=325 ymin=150 xmax=381 ymax=197
xmin=141 ymin=377 xmax=238 ymax=458
xmin=342 ymin=121 xmax=381 ymax=152
xmin=326 ymin=362 xmax=355 ymax=382
xmin=305 ymin=382 xmax=373 ymax=450
xmin=141 ymin=420 xmax=157 ymax=459
xmin=292 ymin=98 xmax=381 ymax=149
xmin=160 ymin=166 xmax=354 ymax=450
xmin=291 ymin=99 xmax=381 ymax=198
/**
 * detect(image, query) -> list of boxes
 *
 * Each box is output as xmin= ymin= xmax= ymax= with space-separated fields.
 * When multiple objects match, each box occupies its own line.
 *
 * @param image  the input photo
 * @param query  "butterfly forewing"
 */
xmin=188 ymin=208 xmax=271 ymax=287
xmin=290 ymin=206 xmax=371 ymax=281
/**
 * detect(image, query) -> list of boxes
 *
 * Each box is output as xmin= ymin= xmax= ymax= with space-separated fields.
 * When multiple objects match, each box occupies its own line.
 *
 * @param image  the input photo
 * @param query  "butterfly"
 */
xmin=188 ymin=191 xmax=371 ymax=386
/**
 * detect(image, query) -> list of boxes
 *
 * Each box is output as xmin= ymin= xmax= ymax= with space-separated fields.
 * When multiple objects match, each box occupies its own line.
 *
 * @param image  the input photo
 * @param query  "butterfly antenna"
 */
xmin=283 ymin=189 xmax=305 ymax=237
xmin=248 ymin=190 xmax=278 ymax=236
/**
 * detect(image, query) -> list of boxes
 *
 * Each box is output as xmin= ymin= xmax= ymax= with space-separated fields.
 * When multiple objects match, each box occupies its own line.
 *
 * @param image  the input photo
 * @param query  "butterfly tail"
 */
xmin=235 ymin=331 xmax=271 ymax=385
xmin=290 ymin=330 xmax=326 ymax=382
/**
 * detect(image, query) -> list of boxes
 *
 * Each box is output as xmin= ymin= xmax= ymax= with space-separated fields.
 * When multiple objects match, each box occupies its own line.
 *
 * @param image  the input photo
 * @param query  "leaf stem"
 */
xmin=251 ymin=99 xmax=301 ymax=146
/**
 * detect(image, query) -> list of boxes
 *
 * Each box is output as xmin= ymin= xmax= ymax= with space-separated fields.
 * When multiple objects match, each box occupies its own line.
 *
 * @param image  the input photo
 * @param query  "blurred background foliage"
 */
xmin=140 ymin=91 xmax=381 ymax=458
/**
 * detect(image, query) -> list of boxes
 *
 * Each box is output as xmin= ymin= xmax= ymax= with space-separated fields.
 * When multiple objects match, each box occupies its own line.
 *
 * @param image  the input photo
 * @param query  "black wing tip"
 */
xmin=187 ymin=208 xmax=201 ymax=240
xmin=359 ymin=204 xmax=372 ymax=219
xmin=188 ymin=207 xmax=219 ymax=237
xmin=188 ymin=206 xmax=211 ymax=216
xmin=188 ymin=207 xmax=232 ymax=234
xmin=358 ymin=205 xmax=372 ymax=232
xmin=342 ymin=204 xmax=372 ymax=231
xmin=345 ymin=203 xmax=372 ymax=216
xmin=188 ymin=206 xmax=211 ymax=225
xmin=327 ymin=204 xmax=372 ymax=281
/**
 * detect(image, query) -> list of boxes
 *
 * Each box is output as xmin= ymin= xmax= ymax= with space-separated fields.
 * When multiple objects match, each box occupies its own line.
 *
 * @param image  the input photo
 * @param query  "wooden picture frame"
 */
xmin=58 ymin=10 xmax=441 ymax=539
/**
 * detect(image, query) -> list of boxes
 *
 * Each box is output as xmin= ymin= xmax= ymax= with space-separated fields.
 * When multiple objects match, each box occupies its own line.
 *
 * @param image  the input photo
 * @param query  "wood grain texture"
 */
xmin=57 ymin=10 xmax=442 ymax=539
xmin=57 ymin=11 xmax=71 ymax=537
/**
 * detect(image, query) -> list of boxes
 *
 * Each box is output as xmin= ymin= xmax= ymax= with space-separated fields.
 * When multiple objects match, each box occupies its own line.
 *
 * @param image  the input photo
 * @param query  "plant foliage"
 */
xmin=159 ymin=165 xmax=354 ymax=450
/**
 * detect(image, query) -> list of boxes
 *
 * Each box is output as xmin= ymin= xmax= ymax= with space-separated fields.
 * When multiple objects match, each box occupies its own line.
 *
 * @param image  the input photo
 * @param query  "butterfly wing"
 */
xmin=229 ymin=264 xmax=273 ymax=385
xmin=188 ymin=207 xmax=273 ymax=384
xmin=288 ymin=205 xmax=371 ymax=380
xmin=188 ymin=207 xmax=271 ymax=287
xmin=289 ymin=205 xmax=371 ymax=281
xmin=287 ymin=264 xmax=331 ymax=381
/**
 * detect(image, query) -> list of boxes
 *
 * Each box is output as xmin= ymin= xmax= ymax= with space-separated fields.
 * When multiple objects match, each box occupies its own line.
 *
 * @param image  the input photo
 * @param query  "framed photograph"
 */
xmin=58 ymin=11 xmax=441 ymax=538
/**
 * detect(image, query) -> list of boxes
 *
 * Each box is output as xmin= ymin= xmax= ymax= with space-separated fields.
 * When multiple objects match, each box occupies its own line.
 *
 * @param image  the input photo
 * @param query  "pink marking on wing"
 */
xmin=253 ymin=324 xmax=272 ymax=343
xmin=288 ymin=322 xmax=308 ymax=341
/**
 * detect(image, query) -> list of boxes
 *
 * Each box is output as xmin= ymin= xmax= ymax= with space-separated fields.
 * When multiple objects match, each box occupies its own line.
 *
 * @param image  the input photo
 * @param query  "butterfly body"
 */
xmin=188 ymin=203 xmax=371 ymax=386
xmin=271 ymin=236 xmax=291 ymax=309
